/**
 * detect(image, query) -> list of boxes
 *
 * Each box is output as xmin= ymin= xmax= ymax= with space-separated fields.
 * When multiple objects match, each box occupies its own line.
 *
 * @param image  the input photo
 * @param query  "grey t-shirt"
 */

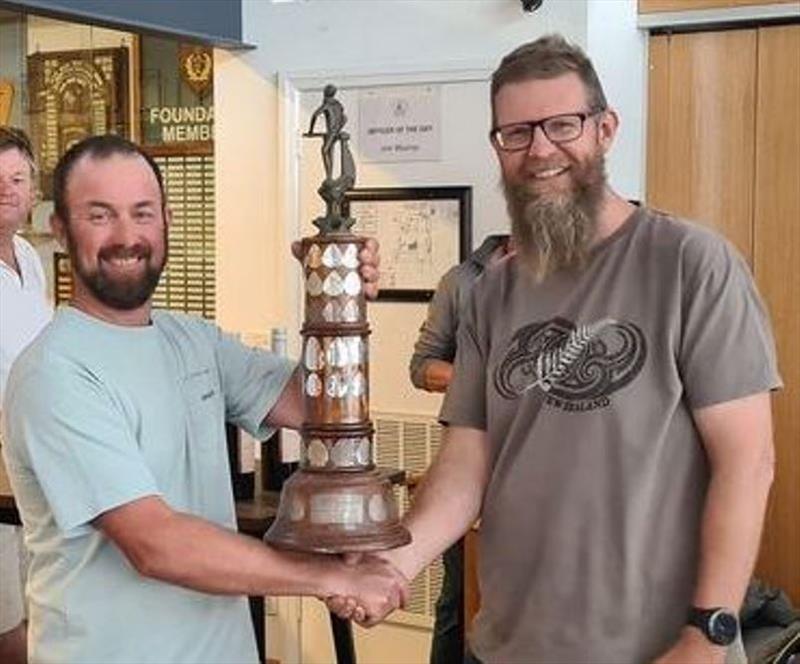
xmin=441 ymin=207 xmax=781 ymax=664
xmin=409 ymin=235 xmax=509 ymax=388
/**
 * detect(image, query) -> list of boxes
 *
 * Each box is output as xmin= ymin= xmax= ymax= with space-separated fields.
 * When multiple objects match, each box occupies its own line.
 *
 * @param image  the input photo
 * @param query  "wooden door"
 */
xmin=752 ymin=24 xmax=800 ymax=605
xmin=647 ymin=25 xmax=800 ymax=604
xmin=647 ymin=30 xmax=757 ymax=262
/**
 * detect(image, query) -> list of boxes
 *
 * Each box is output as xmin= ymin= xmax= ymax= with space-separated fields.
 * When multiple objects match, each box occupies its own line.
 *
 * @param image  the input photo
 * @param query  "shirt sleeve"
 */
xmin=4 ymin=358 xmax=161 ymax=537
xmin=212 ymin=328 xmax=297 ymax=440
xmin=439 ymin=286 xmax=489 ymax=430
xmin=679 ymin=232 xmax=782 ymax=409
xmin=408 ymin=267 xmax=461 ymax=388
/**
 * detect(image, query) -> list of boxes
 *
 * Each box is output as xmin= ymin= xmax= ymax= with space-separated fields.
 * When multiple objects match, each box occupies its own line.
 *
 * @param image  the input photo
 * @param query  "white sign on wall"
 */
xmin=358 ymin=85 xmax=441 ymax=162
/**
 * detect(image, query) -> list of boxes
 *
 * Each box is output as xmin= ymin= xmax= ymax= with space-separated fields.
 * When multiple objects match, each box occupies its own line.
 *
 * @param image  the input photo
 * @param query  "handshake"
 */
xmin=321 ymin=552 xmax=410 ymax=627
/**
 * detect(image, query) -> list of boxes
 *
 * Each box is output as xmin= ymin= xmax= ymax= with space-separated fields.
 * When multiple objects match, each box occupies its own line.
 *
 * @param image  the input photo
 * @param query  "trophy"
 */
xmin=265 ymin=85 xmax=411 ymax=553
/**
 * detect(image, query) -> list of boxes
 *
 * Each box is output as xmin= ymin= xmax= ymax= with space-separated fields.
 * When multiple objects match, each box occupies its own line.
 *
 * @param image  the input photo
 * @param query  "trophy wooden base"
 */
xmin=263 ymin=469 xmax=411 ymax=554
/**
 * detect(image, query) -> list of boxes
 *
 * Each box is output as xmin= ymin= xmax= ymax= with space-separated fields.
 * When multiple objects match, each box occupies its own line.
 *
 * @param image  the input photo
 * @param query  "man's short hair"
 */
xmin=491 ymin=34 xmax=608 ymax=124
xmin=0 ymin=126 xmax=37 ymax=175
xmin=52 ymin=134 xmax=166 ymax=222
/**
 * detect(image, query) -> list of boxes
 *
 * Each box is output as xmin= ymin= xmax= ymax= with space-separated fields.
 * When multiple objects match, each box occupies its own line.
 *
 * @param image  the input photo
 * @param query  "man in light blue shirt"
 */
xmin=1 ymin=135 xmax=406 ymax=664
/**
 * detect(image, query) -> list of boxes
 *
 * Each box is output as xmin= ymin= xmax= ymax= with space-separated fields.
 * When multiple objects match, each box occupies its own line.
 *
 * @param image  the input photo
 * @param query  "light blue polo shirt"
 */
xmin=1 ymin=307 xmax=295 ymax=664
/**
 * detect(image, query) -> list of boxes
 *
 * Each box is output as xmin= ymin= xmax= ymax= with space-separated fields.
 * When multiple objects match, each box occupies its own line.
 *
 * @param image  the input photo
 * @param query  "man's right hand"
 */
xmin=421 ymin=359 xmax=454 ymax=393
xmin=323 ymin=553 xmax=409 ymax=627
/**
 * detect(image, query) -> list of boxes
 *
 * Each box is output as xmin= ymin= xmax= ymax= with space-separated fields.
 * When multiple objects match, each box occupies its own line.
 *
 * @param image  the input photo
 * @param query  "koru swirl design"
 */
xmin=494 ymin=316 xmax=647 ymax=404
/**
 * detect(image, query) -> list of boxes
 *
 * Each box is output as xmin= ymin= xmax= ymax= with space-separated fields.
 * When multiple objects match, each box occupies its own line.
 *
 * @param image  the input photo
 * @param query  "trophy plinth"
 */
xmin=264 ymin=230 xmax=410 ymax=553
xmin=264 ymin=468 xmax=410 ymax=554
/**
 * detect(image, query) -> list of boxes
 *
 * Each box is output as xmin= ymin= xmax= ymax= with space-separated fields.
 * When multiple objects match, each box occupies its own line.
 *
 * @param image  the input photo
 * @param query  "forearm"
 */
xmin=386 ymin=426 xmax=490 ymax=581
xmin=409 ymin=275 xmax=458 ymax=391
xmin=692 ymin=455 xmax=773 ymax=610
xmin=98 ymin=495 xmax=337 ymax=597
xmin=126 ymin=508 xmax=336 ymax=597
xmin=691 ymin=393 xmax=775 ymax=610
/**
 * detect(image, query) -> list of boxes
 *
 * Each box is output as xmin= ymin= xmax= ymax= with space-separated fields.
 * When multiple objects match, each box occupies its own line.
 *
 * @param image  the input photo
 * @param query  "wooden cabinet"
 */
xmin=646 ymin=30 xmax=757 ymax=260
xmin=647 ymin=25 xmax=800 ymax=603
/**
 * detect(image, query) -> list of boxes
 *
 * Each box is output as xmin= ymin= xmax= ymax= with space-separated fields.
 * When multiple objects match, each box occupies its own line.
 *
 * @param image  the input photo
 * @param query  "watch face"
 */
xmin=709 ymin=610 xmax=739 ymax=646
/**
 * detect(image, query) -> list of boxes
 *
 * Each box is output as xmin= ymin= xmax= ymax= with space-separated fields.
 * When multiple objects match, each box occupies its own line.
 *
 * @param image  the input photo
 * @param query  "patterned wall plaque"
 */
xmin=27 ymin=47 xmax=130 ymax=196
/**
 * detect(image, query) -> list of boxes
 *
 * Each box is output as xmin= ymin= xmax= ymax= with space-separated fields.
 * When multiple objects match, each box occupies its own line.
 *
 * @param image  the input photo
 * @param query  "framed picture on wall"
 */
xmin=343 ymin=186 xmax=472 ymax=302
xmin=27 ymin=47 xmax=131 ymax=197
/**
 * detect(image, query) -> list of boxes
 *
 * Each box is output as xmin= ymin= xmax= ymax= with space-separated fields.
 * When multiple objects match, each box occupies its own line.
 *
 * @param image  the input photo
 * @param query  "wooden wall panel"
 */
xmin=752 ymin=24 xmax=800 ymax=606
xmin=646 ymin=36 xmax=672 ymax=220
xmin=640 ymin=0 xmax=798 ymax=13
xmin=646 ymin=31 xmax=757 ymax=262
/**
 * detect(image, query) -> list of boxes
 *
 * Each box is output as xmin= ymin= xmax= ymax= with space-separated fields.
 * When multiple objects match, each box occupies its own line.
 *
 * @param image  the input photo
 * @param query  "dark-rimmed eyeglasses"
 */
xmin=490 ymin=109 xmax=605 ymax=152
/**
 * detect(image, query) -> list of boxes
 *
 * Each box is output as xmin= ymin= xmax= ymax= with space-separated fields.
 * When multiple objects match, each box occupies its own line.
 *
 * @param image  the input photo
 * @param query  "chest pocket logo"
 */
xmin=494 ymin=316 xmax=646 ymax=405
xmin=181 ymin=368 xmax=223 ymax=448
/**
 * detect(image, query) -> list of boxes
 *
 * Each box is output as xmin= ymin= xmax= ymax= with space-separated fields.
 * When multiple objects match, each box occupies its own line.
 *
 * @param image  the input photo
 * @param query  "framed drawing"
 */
xmin=343 ymin=186 xmax=472 ymax=302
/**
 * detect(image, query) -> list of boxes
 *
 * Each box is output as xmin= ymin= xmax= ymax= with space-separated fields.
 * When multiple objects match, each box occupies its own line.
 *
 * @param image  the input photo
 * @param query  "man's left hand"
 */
xmin=291 ymin=237 xmax=380 ymax=300
xmin=652 ymin=628 xmax=726 ymax=664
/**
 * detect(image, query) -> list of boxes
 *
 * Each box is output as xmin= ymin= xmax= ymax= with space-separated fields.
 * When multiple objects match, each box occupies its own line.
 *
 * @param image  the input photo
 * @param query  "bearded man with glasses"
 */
xmin=329 ymin=34 xmax=780 ymax=664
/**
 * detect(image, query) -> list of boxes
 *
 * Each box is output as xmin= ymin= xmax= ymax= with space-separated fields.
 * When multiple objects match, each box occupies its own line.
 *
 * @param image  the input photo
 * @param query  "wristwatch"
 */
xmin=687 ymin=606 xmax=739 ymax=646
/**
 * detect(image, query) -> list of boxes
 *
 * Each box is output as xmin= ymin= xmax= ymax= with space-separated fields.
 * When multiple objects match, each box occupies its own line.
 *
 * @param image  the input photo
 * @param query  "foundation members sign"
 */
xmin=145 ymin=105 xmax=214 ymax=143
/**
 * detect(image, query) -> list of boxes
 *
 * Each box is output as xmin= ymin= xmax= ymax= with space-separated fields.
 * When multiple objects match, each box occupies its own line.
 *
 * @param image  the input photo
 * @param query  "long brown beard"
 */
xmin=504 ymin=153 xmax=606 ymax=282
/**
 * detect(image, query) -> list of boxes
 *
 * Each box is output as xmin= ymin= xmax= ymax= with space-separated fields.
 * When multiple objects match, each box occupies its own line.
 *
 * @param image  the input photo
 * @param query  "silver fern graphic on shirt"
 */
xmin=494 ymin=316 xmax=646 ymax=408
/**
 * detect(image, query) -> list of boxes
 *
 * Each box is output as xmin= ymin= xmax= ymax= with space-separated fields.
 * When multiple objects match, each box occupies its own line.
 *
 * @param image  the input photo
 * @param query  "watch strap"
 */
xmin=687 ymin=606 xmax=739 ymax=646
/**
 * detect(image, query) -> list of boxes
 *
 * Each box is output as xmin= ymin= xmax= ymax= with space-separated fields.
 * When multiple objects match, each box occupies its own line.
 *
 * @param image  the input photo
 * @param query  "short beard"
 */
xmin=504 ymin=153 xmax=606 ymax=282
xmin=67 ymin=227 xmax=166 ymax=311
